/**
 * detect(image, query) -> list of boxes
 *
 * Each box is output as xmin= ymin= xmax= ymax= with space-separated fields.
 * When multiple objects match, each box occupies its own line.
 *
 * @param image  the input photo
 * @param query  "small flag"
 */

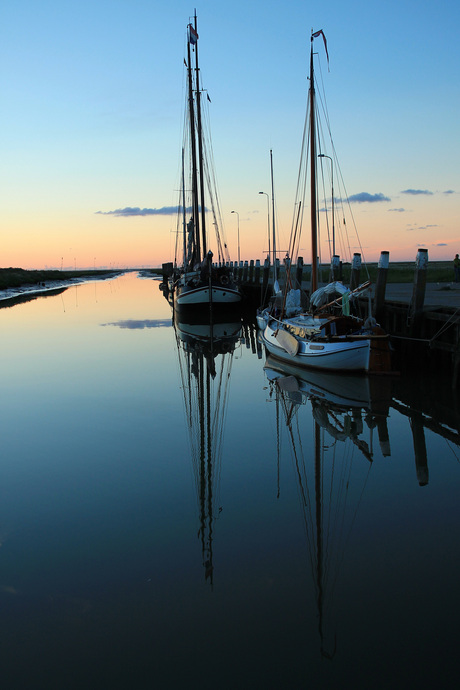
xmin=188 ymin=24 xmax=198 ymax=45
xmin=312 ymin=29 xmax=329 ymax=66
xmin=207 ymin=93 xmax=211 ymax=102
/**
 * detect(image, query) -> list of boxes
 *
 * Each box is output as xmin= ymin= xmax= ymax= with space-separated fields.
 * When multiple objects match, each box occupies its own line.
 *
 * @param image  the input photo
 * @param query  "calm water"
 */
xmin=0 ymin=272 xmax=458 ymax=689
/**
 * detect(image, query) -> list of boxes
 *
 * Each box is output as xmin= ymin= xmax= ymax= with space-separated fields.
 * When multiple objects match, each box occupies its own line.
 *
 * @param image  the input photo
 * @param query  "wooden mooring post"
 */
xmin=373 ymin=251 xmax=389 ymax=324
xmin=349 ymin=253 xmax=361 ymax=291
xmin=295 ymin=257 xmax=304 ymax=289
xmin=409 ymin=248 xmax=428 ymax=338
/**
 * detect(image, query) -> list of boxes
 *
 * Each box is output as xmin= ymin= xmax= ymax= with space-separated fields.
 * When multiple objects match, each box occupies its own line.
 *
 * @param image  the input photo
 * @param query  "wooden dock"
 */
xmin=162 ymin=252 xmax=460 ymax=385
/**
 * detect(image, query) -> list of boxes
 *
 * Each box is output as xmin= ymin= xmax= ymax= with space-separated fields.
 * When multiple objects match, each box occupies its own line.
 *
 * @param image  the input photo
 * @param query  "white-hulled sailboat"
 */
xmin=171 ymin=14 xmax=241 ymax=313
xmin=261 ymin=31 xmax=391 ymax=374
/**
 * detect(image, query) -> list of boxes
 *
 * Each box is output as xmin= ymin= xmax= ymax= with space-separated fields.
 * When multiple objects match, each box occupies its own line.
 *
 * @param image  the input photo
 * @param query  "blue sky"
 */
xmin=1 ymin=0 xmax=458 ymax=268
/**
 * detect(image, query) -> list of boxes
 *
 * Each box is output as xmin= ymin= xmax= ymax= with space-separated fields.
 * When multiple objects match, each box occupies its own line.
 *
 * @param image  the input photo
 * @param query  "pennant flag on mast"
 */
xmin=312 ymin=29 xmax=329 ymax=66
xmin=188 ymin=24 xmax=198 ymax=44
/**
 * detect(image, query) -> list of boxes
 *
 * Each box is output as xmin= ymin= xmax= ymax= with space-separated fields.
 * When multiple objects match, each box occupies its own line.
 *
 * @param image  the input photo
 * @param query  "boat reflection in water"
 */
xmin=174 ymin=312 xmax=242 ymax=586
xmin=264 ymin=356 xmax=392 ymax=657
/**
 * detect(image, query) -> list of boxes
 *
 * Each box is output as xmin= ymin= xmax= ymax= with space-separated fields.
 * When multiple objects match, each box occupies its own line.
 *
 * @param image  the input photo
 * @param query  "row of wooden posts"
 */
xmin=163 ymin=248 xmax=460 ymax=383
xmin=226 ymin=248 xmax=460 ymax=384
xmin=226 ymin=249 xmax=428 ymax=329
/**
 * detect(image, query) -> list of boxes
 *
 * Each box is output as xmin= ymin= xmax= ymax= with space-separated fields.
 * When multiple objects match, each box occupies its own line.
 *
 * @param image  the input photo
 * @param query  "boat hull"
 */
xmin=262 ymin=322 xmax=371 ymax=372
xmin=175 ymin=283 xmax=241 ymax=306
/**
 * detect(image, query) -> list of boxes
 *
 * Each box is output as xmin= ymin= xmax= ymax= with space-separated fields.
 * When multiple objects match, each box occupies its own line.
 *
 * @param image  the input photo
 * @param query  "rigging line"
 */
xmin=317 ymin=153 xmax=332 ymax=261
xmin=275 ymin=384 xmax=281 ymax=499
xmin=201 ymin=139 xmax=225 ymax=262
xmin=330 ymin=141 xmax=368 ymax=271
xmin=315 ymin=50 xmax=332 ymax=138
xmin=200 ymin=99 xmax=230 ymax=263
xmin=329 ymin=443 xmax=355 ymax=577
xmin=205 ymin=361 xmax=213 ymax=545
xmin=320 ymin=428 xmax=355 ymax=580
xmin=284 ymin=407 xmax=317 ymax=582
xmin=288 ymin=398 xmax=317 ymax=549
xmin=212 ymin=357 xmax=233 ymax=481
xmin=215 ymin=366 xmax=234 ymax=487
xmin=329 ymin=457 xmax=373 ymax=600
xmin=444 ymin=437 xmax=460 ymax=464
xmin=324 ymin=441 xmax=338 ymax=568
xmin=429 ymin=307 xmax=460 ymax=343
xmin=314 ymin=75 xmax=368 ymax=271
xmin=291 ymin=92 xmax=310 ymax=242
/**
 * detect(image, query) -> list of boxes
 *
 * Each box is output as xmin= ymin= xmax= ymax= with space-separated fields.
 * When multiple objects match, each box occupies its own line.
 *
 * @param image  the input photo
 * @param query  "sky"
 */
xmin=1 ymin=0 xmax=459 ymax=270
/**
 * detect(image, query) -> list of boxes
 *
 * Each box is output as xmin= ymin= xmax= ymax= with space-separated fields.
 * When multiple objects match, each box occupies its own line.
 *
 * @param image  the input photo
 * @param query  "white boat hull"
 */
xmin=262 ymin=322 xmax=370 ymax=372
xmin=175 ymin=284 xmax=241 ymax=306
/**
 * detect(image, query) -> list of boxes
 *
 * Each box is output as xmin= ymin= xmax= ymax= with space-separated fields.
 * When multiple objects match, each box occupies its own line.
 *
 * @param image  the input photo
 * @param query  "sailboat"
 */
xmin=174 ymin=310 xmax=242 ymax=585
xmin=261 ymin=31 xmax=391 ymax=374
xmin=171 ymin=14 xmax=242 ymax=313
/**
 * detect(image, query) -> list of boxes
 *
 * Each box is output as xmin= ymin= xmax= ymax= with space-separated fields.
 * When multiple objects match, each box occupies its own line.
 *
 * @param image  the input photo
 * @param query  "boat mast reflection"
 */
xmin=174 ymin=313 xmax=242 ymax=586
xmin=264 ymin=356 xmax=392 ymax=657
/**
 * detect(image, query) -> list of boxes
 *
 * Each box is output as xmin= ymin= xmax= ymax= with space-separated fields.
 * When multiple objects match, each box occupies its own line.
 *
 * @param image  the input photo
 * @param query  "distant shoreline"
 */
xmin=0 ymin=268 xmax=165 ymax=308
xmin=0 ymin=268 xmax=126 ymax=308
xmin=0 ymin=268 xmax=123 ymax=291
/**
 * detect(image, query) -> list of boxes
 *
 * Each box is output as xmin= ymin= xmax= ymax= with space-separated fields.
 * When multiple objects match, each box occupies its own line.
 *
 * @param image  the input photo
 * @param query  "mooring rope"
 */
xmin=429 ymin=306 xmax=460 ymax=344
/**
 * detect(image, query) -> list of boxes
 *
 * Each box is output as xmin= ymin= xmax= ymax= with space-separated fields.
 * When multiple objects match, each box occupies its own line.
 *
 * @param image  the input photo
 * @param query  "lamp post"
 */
xmin=318 ymin=154 xmax=335 ymax=257
xmin=231 ymin=210 xmax=240 ymax=264
xmin=258 ymin=191 xmax=270 ymax=263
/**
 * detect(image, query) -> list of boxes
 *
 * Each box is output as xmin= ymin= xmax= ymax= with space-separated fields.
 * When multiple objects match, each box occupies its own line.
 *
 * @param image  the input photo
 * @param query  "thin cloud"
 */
xmin=401 ymin=189 xmax=433 ymax=196
xmin=348 ymin=192 xmax=390 ymax=203
xmin=95 ymin=205 xmax=209 ymax=217
xmin=434 ymin=243 xmax=447 ymax=246
xmin=406 ymin=223 xmax=438 ymax=231
xmin=96 ymin=206 xmax=190 ymax=217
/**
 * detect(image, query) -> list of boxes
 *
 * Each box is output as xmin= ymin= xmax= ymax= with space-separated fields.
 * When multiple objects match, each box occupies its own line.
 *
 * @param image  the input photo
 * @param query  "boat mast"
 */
xmin=193 ymin=12 xmax=207 ymax=258
xmin=309 ymin=37 xmax=318 ymax=293
xmin=270 ymin=149 xmax=277 ymax=288
xmin=182 ymin=148 xmax=187 ymax=269
xmin=187 ymin=21 xmax=201 ymax=262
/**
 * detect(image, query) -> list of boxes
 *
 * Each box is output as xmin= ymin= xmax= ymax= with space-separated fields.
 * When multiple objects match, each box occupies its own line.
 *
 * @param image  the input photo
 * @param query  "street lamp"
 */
xmin=231 ymin=210 xmax=240 ymax=264
xmin=258 ymin=192 xmax=270 ymax=263
xmin=318 ymin=154 xmax=335 ymax=257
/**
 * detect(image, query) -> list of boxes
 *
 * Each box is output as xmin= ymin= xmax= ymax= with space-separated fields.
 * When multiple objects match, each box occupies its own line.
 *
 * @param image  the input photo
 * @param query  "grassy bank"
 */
xmin=315 ymin=260 xmax=455 ymax=284
xmin=0 ymin=268 xmax=119 ymax=291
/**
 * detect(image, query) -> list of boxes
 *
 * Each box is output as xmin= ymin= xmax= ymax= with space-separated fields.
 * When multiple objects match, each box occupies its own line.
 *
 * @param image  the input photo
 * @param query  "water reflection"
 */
xmin=174 ymin=313 xmax=242 ymax=586
xmin=0 ymin=273 xmax=458 ymax=687
xmin=390 ymin=376 xmax=460 ymax=486
xmin=102 ymin=319 xmax=172 ymax=329
xmin=264 ymin=354 xmax=460 ymax=485
xmin=264 ymin=358 xmax=394 ymax=657
xmin=262 ymin=355 xmax=460 ymax=661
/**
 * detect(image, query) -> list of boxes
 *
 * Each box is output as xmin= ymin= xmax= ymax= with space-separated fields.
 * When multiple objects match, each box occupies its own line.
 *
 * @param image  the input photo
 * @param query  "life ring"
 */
xmin=220 ymin=274 xmax=229 ymax=286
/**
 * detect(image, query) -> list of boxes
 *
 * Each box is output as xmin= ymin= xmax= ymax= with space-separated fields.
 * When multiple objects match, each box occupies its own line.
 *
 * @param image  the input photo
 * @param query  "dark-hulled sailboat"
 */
xmin=171 ymin=14 xmax=241 ymax=314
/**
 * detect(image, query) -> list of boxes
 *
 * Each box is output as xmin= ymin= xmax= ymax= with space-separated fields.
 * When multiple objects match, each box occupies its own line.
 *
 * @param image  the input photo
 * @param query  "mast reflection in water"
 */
xmin=174 ymin=313 xmax=242 ymax=586
xmin=264 ymin=356 xmax=392 ymax=657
